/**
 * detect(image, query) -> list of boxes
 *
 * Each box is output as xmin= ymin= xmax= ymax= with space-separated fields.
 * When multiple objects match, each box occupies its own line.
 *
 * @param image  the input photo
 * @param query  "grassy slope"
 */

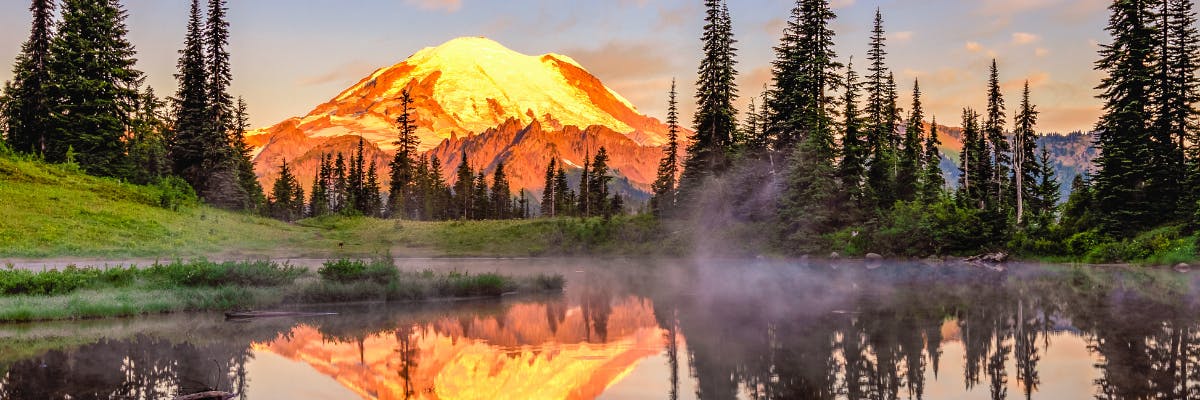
xmin=0 ymin=155 xmax=669 ymax=259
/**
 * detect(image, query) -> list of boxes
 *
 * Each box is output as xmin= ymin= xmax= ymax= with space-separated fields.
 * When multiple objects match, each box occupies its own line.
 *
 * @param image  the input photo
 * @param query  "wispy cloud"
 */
xmin=1012 ymin=32 xmax=1040 ymax=45
xmin=297 ymin=61 xmax=380 ymax=87
xmin=404 ymin=0 xmax=462 ymax=13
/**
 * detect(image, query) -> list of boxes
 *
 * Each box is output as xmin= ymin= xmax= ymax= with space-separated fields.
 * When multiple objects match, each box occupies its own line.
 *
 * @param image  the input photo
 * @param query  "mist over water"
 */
xmin=2 ymin=259 xmax=1199 ymax=399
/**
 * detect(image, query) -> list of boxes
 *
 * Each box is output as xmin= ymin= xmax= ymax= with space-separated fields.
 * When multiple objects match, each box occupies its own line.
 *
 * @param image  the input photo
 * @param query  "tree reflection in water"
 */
xmin=2 ymin=261 xmax=1200 ymax=399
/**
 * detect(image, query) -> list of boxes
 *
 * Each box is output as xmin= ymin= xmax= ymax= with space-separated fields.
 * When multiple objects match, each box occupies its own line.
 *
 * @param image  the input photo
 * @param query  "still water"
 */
xmin=1 ymin=258 xmax=1199 ymax=399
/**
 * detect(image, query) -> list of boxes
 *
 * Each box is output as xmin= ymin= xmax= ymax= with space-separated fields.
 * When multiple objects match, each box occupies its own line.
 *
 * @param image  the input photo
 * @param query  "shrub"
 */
xmin=146 ymin=259 xmax=304 ymax=287
xmin=154 ymin=176 xmax=198 ymax=211
xmin=318 ymin=258 xmax=398 ymax=283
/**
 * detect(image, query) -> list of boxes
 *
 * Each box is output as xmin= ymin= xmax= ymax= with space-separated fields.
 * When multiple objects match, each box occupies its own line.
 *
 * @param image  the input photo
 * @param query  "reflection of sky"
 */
xmin=930 ymin=326 xmax=1099 ymax=399
xmin=0 ymin=0 xmax=1106 ymax=134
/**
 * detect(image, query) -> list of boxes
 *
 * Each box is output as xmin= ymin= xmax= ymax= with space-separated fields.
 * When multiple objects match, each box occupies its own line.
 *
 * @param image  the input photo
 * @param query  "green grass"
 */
xmin=0 ymin=154 xmax=672 ymax=258
xmin=0 ymin=258 xmax=565 ymax=322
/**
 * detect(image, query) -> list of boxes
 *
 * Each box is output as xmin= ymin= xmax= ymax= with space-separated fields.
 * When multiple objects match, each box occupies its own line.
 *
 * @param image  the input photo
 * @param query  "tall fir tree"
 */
xmin=490 ymin=161 xmax=512 ymax=219
xmin=554 ymin=165 xmax=574 ymax=217
xmin=679 ymin=0 xmax=739 ymax=203
xmin=170 ymin=0 xmax=218 ymax=193
xmin=332 ymin=153 xmax=347 ymax=213
xmin=1 ymin=0 xmax=55 ymax=155
xmin=232 ymin=97 xmax=265 ymax=211
xmin=389 ymin=90 xmax=420 ymax=218
xmin=588 ymin=148 xmax=614 ymax=216
xmin=205 ymin=0 xmax=234 ymax=142
xmin=426 ymin=155 xmax=449 ymax=220
xmin=541 ymin=158 xmax=558 ymax=217
xmin=778 ymin=98 xmax=843 ymax=253
xmin=472 ymin=172 xmax=490 ymax=219
xmin=1094 ymin=0 xmax=1158 ymax=235
xmin=984 ymin=59 xmax=1011 ymax=209
xmin=349 ymin=137 xmax=368 ymax=215
xmin=269 ymin=159 xmax=303 ymax=221
xmin=840 ymin=58 xmax=867 ymax=203
xmin=309 ymin=154 xmax=331 ymax=217
xmin=1032 ymin=148 xmax=1062 ymax=221
xmin=897 ymin=78 xmax=924 ymax=202
xmin=920 ymin=115 xmax=944 ymax=200
xmin=651 ymin=80 xmax=681 ymax=216
xmin=1012 ymin=81 xmax=1040 ymax=225
xmin=865 ymin=8 xmax=895 ymax=209
xmin=365 ymin=160 xmax=381 ymax=217
xmin=764 ymin=0 xmax=806 ymax=151
xmin=45 ymin=0 xmax=142 ymax=177
xmin=578 ymin=154 xmax=591 ymax=217
xmin=1155 ymin=0 xmax=1200 ymax=216
xmin=126 ymin=86 xmax=171 ymax=185
xmin=453 ymin=153 xmax=474 ymax=219
xmin=958 ymin=108 xmax=990 ymax=208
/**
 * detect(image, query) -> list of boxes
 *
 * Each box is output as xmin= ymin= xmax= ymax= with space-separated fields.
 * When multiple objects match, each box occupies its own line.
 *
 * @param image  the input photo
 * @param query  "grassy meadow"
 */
xmin=0 ymin=154 xmax=673 ymax=259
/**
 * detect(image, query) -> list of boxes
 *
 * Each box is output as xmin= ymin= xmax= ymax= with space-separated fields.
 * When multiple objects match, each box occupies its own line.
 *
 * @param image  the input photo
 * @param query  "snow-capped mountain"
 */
xmin=246 ymin=37 xmax=679 ymax=196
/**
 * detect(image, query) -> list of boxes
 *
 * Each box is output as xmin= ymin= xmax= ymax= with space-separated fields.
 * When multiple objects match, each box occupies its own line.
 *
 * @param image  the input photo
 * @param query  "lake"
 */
xmin=1 ymin=258 xmax=1197 ymax=399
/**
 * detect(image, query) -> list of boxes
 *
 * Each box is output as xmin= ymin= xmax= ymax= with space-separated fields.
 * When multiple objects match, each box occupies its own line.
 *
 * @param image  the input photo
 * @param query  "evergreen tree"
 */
xmin=897 ymin=78 xmax=924 ymax=202
xmin=346 ymin=137 xmax=366 ymax=215
xmin=651 ymin=80 xmax=681 ymax=216
xmin=490 ymin=161 xmax=512 ymax=219
xmin=170 ymin=0 xmax=218 ymax=193
xmin=679 ymin=0 xmax=738 ymax=201
xmin=205 ymin=0 xmax=233 ymax=142
xmin=1060 ymin=174 xmax=1098 ymax=235
xmin=309 ymin=154 xmax=331 ymax=217
xmin=1155 ymin=0 xmax=1200 ymax=216
xmin=554 ymin=166 xmax=574 ymax=217
xmin=1032 ymin=148 xmax=1062 ymax=222
xmin=920 ymin=115 xmax=944 ymax=200
xmin=126 ymin=86 xmax=171 ymax=185
xmin=270 ymin=159 xmax=303 ymax=221
xmin=958 ymin=108 xmax=990 ymax=208
xmin=589 ymin=148 xmax=614 ymax=216
xmin=984 ymin=59 xmax=1011 ymax=208
xmin=45 ymin=0 xmax=142 ymax=177
xmin=778 ymin=110 xmax=843 ymax=254
xmin=518 ymin=190 xmax=530 ymax=219
xmin=389 ymin=90 xmax=419 ymax=218
xmin=332 ymin=153 xmax=347 ymax=213
xmin=541 ymin=158 xmax=558 ymax=217
xmin=231 ymin=97 xmax=265 ymax=212
xmin=453 ymin=153 xmax=474 ymax=219
xmin=427 ymin=155 xmax=450 ymax=220
xmin=764 ymin=0 xmax=806 ymax=151
xmin=365 ymin=160 xmax=381 ymax=217
xmin=473 ymin=172 xmax=489 ymax=219
xmin=840 ymin=58 xmax=867 ymax=203
xmin=1 ymin=0 xmax=55 ymax=155
xmin=865 ymin=8 xmax=895 ymax=209
xmin=1012 ymin=81 xmax=1040 ymax=225
xmin=578 ymin=154 xmax=591 ymax=216
xmin=1094 ymin=0 xmax=1158 ymax=235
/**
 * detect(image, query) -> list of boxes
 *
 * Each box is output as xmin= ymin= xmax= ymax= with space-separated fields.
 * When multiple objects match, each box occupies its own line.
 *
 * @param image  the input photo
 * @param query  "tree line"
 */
xmin=653 ymin=0 xmax=1200 ymax=258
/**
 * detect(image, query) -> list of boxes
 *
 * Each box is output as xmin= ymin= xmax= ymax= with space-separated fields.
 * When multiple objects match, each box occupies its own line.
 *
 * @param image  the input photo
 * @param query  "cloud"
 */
xmin=404 ymin=0 xmax=462 ymax=12
xmin=563 ymin=41 xmax=675 ymax=81
xmin=297 ymin=61 xmax=380 ymax=87
xmin=619 ymin=0 xmax=650 ymax=7
xmin=1035 ymin=47 xmax=1050 ymax=57
xmin=892 ymin=31 xmax=914 ymax=43
xmin=1012 ymin=32 xmax=1040 ymax=45
xmin=831 ymin=0 xmax=856 ymax=8
xmin=965 ymin=41 xmax=984 ymax=52
xmin=656 ymin=3 xmax=699 ymax=30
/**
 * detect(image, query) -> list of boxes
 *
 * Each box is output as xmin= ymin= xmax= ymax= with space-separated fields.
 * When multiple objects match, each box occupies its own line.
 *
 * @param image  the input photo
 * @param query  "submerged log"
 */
xmin=173 ymin=391 xmax=237 ymax=400
xmin=224 ymin=311 xmax=336 ymax=320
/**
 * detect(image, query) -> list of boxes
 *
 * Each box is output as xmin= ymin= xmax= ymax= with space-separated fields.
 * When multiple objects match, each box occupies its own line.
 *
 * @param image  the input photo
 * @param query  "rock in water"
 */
xmin=829 ymin=252 xmax=841 ymax=259
xmin=865 ymin=253 xmax=883 ymax=261
xmin=1175 ymin=263 xmax=1191 ymax=272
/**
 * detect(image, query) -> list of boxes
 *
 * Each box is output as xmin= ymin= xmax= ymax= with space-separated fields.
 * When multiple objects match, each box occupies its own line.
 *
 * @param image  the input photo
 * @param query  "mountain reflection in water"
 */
xmin=2 ymin=260 xmax=1200 ymax=400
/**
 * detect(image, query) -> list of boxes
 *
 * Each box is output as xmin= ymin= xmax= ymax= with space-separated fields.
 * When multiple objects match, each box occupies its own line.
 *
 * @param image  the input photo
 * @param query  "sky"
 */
xmin=0 ymin=0 xmax=1111 ymax=134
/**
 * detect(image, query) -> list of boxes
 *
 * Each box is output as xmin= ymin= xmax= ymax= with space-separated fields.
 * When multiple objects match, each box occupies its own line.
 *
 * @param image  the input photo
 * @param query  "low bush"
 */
xmin=145 ymin=259 xmax=305 ymax=287
xmin=318 ymin=257 xmax=398 ymax=283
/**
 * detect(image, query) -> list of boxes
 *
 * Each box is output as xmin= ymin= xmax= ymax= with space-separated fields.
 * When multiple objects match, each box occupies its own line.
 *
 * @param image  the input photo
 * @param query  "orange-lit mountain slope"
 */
xmin=247 ymin=37 xmax=680 ymax=195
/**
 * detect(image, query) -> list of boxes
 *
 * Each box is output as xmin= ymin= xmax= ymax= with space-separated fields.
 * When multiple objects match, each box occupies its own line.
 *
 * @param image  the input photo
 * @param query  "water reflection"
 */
xmin=2 ymin=261 xmax=1200 ymax=399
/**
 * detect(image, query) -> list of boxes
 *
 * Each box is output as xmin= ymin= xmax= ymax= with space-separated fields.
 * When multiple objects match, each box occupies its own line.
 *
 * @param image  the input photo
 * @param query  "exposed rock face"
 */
xmin=246 ymin=37 xmax=684 ymax=196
